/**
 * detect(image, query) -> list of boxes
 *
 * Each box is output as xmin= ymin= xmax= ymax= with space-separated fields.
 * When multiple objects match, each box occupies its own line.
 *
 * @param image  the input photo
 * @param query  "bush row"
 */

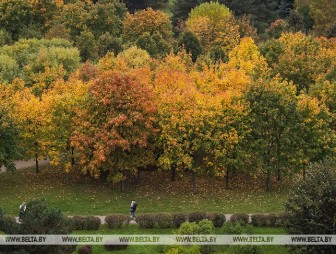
xmin=66 ymin=216 xmax=101 ymax=230
xmin=0 ymin=212 xmax=291 ymax=233
xmin=125 ymin=212 xmax=292 ymax=229
xmin=251 ymin=212 xmax=292 ymax=227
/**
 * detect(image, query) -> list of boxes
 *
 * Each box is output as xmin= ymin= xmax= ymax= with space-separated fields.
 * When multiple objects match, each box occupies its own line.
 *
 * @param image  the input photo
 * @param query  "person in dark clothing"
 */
xmin=130 ymin=201 xmax=137 ymax=220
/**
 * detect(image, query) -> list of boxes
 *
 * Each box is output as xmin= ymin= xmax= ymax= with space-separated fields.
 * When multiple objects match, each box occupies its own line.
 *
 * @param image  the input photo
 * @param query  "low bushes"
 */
xmin=156 ymin=213 xmax=173 ymax=228
xmin=78 ymin=245 xmax=92 ymax=254
xmin=172 ymin=213 xmax=187 ymax=228
xmin=251 ymin=213 xmax=291 ymax=227
xmin=137 ymin=214 xmax=156 ymax=228
xmin=104 ymin=242 xmax=128 ymax=251
xmin=105 ymin=214 xmax=130 ymax=229
xmin=206 ymin=212 xmax=226 ymax=227
xmin=69 ymin=216 xmax=101 ymax=230
xmin=230 ymin=213 xmax=249 ymax=224
xmin=188 ymin=211 xmax=206 ymax=223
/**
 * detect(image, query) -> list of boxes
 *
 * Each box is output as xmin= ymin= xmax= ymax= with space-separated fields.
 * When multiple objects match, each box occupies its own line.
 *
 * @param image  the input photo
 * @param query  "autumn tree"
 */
xmin=71 ymin=71 xmax=157 ymax=189
xmin=0 ymin=84 xmax=21 ymax=172
xmin=186 ymin=2 xmax=240 ymax=53
xmin=41 ymin=77 xmax=88 ymax=171
xmin=122 ymin=8 xmax=173 ymax=57
xmin=11 ymin=84 xmax=47 ymax=173
xmin=260 ymin=32 xmax=336 ymax=93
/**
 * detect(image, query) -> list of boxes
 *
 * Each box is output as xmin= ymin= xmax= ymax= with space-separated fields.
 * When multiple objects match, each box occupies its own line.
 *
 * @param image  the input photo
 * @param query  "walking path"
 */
xmin=0 ymin=158 xmax=50 ymax=173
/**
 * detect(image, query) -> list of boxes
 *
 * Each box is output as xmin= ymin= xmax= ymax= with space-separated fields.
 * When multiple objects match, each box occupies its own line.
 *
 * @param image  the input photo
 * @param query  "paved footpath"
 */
xmin=0 ymin=159 xmax=50 ymax=173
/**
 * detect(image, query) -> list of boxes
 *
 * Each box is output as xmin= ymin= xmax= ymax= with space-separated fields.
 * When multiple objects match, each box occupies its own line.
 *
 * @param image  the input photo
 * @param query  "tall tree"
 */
xmin=186 ymin=2 xmax=240 ymax=53
xmin=0 ymin=84 xmax=20 ymax=172
xmin=244 ymin=79 xmax=299 ymax=191
xmin=71 ymin=71 xmax=157 ymax=189
xmin=0 ymin=0 xmax=34 ymax=40
xmin=123 ymin=7 xmax=173 ymax=57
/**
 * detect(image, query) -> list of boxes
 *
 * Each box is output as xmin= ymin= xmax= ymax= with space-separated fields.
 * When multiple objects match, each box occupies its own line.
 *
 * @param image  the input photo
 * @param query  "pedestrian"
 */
xmin=19 ymin=202 xmax=26 ymax=222
xmin=130 ymin=201 xmax=137 ymax=220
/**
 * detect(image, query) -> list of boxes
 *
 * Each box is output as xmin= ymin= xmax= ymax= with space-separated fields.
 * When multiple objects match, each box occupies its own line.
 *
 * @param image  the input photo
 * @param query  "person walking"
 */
xmin=130 ymin=201 xmax=137 ymax=220
xmin=19 ymin=202 xmax=26 ymax=222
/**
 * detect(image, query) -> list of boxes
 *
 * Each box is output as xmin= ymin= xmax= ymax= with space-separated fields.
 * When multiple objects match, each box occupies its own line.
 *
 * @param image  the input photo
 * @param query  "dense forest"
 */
xmin=0 ymin=0 xmax=335 ymax=192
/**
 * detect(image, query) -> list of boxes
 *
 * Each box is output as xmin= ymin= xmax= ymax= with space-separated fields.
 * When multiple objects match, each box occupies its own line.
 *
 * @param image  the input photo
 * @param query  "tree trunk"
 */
xmin=277 ymin=168 xmax=281 ymax=181
xmin=71 ymin=147 xmax=75 ymax=166
xmin=192 ymin=171 xmax=197 ymax=194
xmin=303 ymin=168 xmax=306 ymax=181
xmin=120 ymin=179 xmax=124 ymax=192
xmin=35 ymin=141 xmax=39 ymax=173
xmin=171 ymin=167 xmax=176 ymax=181
xmin=35 ymin=153 xmax=39 ymax=173
xmin=225 ymin=168 xmax=230 ymax=189
xmin=265 ymin=169 xmax=271 ymax=192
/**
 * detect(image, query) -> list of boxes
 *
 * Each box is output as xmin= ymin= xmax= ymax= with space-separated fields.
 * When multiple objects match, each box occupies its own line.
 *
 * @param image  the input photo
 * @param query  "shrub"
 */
xmin=222 ymin=222 xmax=244 ymax=234
xmin=206 ymin=212 xmax=226 ymax=227
xmin=136 ymin=214 xmax=156 ymax=228
xmin=4 ymin=199 xmax=76 ymax=254
xmin=105 ymin=214 xmax=130 ymax=229
xmin=156 ymin=213 xmax=173 ymax=228
xmin=188 ymin=211 xmax=206 ymax=223
xmin=230 ymin=245 xmax=261 ymax=254
xmin=177 ymin=221 xmax=201 ymax=235
xmin=78 ymin=245 xmax=92 ymax=254
xmin=104 ymin=241 xmax=128 ymax=251
xmin=85 ymin=216 xmax=101 ymax=230
xmin=251 ymin=213 xmax=278 ymax=227
xmin=71 ymin=216 xmax=87 ymax=230
xmin=230 ymin=213 xmax=249 ymax=225
xmin=275 ymin=212 xmax=292 ymax=227
xmin=0 ymin=215 xmax=17 ymax=233
xmin=177 ymin=219 xmax=214 ymax=235
xmin=177 ymin=220 xmax=215 ymax=254
xmin=285 ymin=159 xmax=336 ymax=253
xmin=172 ymin=213 xmax=187 ymax=228
xmin=251 ymin=214 xmax=266 ymax=227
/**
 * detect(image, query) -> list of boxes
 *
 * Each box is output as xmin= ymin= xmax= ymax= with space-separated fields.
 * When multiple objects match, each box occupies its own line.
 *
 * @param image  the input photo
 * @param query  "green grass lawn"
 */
xmin=0 ymin=166 xmax=290 ymax=216
xmin=71 ymin=225 xmax=288 ymax=254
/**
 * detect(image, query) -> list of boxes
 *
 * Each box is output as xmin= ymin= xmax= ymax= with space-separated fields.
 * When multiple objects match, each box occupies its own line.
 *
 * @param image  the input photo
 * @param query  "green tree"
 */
xmin=0 ymin=0 xmax=34 ymax=40
xmin=219 ymin=0 xmax=279 ymax=33
xmin=171 ymin=0 xmax=206 ymax=27
xmin=97 ymin=32 xmax=123 ymax=57
xmin=295 ymin=0 xmax=336 ymax=36
xmin=75 ymin=30 xmax=98 ymax=62
xmin=0 ymin=54 xmax=19 ymax=84
xmin=285 ymin=159 xmax=336 ymax=254
xmin=88 ymin=0 xmax=126 ymax=38
xmin=178 ymin=31 xmax=203 ymax=62
xmin=1 ymin=199 xmax=76 ymax=254
xmin=244 ymin=79 xmax=299 ymax=191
